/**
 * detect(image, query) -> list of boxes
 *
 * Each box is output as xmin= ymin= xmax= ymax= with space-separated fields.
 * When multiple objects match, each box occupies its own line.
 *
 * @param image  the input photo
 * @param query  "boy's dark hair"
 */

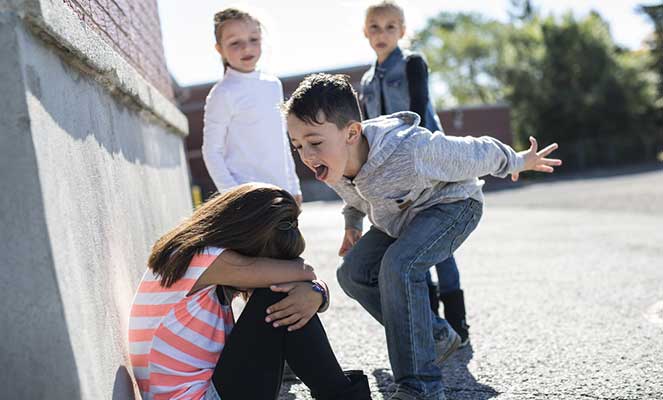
xmin=283 ymin=73 xmax=363 ymax=129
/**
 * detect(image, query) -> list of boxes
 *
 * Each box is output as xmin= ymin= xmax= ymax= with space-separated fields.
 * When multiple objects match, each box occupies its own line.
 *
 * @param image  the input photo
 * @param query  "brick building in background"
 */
xmin=1 ymin=1 xmax=190 ymax=398
xmin=176 ymin=65 xmax=512 ymax=201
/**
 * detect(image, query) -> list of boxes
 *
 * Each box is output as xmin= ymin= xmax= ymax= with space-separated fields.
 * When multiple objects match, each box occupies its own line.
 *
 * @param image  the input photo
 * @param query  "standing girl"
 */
xmin=203 ymin=8 xmax=302 ymax=204
xmin=358 ymin=1 xmax=470 ymax=347
xmin=128 ymin=183 xmax=371 ymax=399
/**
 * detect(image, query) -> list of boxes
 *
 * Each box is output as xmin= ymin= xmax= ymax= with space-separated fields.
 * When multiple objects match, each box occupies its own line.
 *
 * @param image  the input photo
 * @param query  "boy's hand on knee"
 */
xmin=338 ymin=228 xmax=362 ymax=257
xmin=265 ymin=282 xmax=322 ymax=331
xmin=512 ymin=137 xmax=562 ymax=182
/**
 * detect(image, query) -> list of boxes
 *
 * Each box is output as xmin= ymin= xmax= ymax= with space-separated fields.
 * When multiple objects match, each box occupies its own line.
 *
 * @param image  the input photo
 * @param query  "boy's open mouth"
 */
xmin=313 ymin=164 xmax=328 ymax=181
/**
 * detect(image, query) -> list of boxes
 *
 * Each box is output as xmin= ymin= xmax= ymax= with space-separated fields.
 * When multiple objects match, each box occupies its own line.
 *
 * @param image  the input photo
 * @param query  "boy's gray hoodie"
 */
xmin=329 ymin=112 xmax=525 ymax=238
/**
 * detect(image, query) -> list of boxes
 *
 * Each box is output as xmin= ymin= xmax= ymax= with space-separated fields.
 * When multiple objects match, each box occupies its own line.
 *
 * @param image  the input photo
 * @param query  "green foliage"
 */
xmin=638 ymin=4 xmax=663 ymax=109
xmin=413 ymin=7 xmax=661 ymax=169
xmin=412 ymin=12 xmax=508 ymax=107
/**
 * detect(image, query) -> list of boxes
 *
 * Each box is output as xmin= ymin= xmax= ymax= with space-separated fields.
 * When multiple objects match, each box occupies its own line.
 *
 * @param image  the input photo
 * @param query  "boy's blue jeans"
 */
xmin=337 ymin=199 xmax=483 ymax=399
xmin=431 ymin=256 xmax=460 ymax=295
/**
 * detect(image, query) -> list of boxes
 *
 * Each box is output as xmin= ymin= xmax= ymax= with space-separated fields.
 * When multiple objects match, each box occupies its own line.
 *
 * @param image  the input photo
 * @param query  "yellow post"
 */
xmin=191 ymin=185 xmax=203 ymax=209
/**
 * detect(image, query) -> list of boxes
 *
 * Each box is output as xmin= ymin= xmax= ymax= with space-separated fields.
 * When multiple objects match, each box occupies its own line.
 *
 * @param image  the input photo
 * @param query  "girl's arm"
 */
xmin=195 ymin=250 xmax=316 ymax=290
xmin=202 ymin=87 xmax=239 ymax=191
xmin=406 ymin=54 xmax=431 ymax=129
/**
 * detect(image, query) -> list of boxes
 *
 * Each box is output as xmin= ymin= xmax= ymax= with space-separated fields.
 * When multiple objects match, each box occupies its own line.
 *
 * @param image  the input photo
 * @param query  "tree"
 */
xmin=638 ymin=4 xmax=663 ymax=109
xmin=412 ymin=12 xmax=509 ymax=107
xmin=502 ymin=12 xmax=658 ymax=166
xmin=414 ymin=9 xmax=659 ymax=168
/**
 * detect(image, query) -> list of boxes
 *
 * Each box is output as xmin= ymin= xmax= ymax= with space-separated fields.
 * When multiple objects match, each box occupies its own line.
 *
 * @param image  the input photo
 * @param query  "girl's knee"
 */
xmin=248 ymin=288 xmax=287 ymax=306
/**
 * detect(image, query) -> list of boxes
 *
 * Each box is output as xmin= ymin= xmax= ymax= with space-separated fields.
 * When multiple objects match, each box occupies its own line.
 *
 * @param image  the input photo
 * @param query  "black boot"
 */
xmin=312 ymin=370 xmax=372 ymax=400
xmin=440 ymin=289 xmax=470 ymax=346
xmin=427 ymin=272 xmax=440 ymax=316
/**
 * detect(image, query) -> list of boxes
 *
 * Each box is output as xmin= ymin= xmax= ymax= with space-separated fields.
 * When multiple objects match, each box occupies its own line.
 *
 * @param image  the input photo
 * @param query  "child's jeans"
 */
xmin=337 ymin=199 xmax=483 ymax=399
xmin=435 ymin=256 xmax=460 ymax=295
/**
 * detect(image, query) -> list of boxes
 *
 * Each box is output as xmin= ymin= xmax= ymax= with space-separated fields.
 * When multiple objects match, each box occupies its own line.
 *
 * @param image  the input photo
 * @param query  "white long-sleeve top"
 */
xmin=202 ymin=68 xmax=301 ymax=196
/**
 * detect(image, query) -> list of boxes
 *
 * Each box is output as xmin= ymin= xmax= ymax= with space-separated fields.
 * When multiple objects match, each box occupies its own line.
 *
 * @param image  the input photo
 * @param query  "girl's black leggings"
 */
xmin=212 ymin=287 xmax=350 ymax=399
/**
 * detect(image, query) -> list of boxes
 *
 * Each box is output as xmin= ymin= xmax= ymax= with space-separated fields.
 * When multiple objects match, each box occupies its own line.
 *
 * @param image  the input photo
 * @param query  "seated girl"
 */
xmin=129 ymin=183 xmax=371 ymax=399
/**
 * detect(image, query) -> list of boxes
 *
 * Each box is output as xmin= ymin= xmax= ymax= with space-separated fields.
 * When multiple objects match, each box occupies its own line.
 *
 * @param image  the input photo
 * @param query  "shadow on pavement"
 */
xmin=371 ymin=344 xmax=499 ymax=400
xmin=372 ymin=368 xmax=396 ymax=398
xmin=440 ymin=344 xmax=499 ymax=400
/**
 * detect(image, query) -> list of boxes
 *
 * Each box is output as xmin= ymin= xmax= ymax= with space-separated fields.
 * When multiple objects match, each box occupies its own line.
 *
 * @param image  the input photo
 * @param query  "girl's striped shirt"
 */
xmin=128 ymin=247 xmax=234 ymax=400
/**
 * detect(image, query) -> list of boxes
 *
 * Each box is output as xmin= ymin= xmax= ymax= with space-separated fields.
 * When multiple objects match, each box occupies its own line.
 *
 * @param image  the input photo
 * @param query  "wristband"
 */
xmin=311 ymin=281 xmax=328 ymax=312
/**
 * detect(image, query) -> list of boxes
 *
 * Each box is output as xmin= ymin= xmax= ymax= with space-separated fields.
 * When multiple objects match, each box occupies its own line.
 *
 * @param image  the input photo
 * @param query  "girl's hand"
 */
xmin=338 ymin=228 xmax=362 ymax=257
xmin=265 ymin=282 xmax=323 ymax=331
xmin=512 ymin=137 xmax=562 ymax=182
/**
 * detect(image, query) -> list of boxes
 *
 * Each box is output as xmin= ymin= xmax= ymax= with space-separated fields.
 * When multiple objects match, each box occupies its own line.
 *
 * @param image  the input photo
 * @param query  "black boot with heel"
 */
xmin=440 ymin=289 xmax=470 ymax=347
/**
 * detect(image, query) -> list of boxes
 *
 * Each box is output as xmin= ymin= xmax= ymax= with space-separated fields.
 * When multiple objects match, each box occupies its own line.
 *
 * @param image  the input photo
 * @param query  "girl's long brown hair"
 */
xmin=149 ymin=183 xmax=304 ymax=287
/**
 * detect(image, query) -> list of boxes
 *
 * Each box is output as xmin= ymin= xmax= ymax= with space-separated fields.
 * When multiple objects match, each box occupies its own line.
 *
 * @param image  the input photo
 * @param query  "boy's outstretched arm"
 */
xmin=414 ymin=131 xmax=561 ymax=182
xmin=511 ymin=136 xmax=561 ymax=181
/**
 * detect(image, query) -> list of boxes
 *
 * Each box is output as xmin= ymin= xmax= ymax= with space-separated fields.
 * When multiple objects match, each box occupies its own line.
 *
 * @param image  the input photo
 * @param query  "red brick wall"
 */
xmin=62 ymin=0 xmax=174 ymax=99
xmin=438 ymin=105 xmax=512 ymax=145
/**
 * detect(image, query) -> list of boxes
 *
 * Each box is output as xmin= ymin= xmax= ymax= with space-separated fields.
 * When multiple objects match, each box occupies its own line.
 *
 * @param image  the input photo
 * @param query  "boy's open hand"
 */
xmin=265 ymin=282 xmax=323 ymax=331
xmin=512 ymin=136 xmax=562 ymax=182
xmin=339 ymin=228 xmax=362 ymax=257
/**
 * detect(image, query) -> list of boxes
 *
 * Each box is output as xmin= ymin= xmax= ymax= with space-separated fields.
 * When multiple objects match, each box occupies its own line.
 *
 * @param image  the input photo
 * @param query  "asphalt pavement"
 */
xmin=279 ymin=168 xmax=663 ymax=399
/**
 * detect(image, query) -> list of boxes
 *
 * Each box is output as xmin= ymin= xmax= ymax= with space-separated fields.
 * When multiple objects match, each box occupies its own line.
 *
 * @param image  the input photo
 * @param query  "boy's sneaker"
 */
xmin=434 ymin=327 xmax=461 ymax=367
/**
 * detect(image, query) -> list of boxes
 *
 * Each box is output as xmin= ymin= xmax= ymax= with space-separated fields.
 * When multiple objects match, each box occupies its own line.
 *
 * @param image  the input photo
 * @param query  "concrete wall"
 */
xmin=0 ymin=1 xmax=191 ymax=398
xmin=60 ymin=0 xmax=174 ymax=98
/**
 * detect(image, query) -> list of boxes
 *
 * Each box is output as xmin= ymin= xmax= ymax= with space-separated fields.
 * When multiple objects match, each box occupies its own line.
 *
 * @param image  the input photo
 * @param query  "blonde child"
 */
xmin=128 ymin=183 xmax=371 ymax=399
xmin=203 ymin=8 xmax=302 ymax=204
xmin=360 ymin=1 xmax=470 ymax=346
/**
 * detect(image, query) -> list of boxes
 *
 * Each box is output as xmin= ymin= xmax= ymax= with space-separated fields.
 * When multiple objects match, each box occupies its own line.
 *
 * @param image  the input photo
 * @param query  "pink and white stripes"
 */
xmin=129 ymin=247 xmax=234 ymax=400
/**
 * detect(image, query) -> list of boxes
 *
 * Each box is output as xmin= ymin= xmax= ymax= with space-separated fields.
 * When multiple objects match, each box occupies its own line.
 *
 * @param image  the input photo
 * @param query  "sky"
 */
xmin=157 ymin=0 xmax=656 ymax=87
